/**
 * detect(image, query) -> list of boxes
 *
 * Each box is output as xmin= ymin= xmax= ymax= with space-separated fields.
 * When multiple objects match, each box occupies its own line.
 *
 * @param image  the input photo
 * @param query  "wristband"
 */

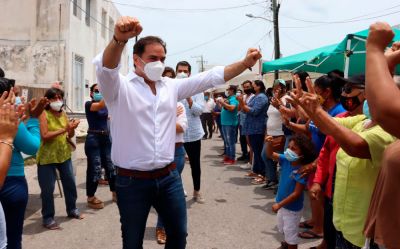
xmin=112 ymin=35 xmax=128 ymax=46
xmin=0 ymin=140 xmax=14 ymax=150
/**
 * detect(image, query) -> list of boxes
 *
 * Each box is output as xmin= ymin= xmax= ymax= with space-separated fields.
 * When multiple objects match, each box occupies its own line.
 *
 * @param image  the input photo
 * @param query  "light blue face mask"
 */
xmin=15 ymin=96 xmax=22 ymax=105
xmin=363 ymin=100 xmax=371 ymax=120
xmin=93 ymin=92 xmax=103 ymax=102
xmin=204 ymin=96 xmax=209 ymax=101
xmin=284 ymin=148 xmax=301 ymax=162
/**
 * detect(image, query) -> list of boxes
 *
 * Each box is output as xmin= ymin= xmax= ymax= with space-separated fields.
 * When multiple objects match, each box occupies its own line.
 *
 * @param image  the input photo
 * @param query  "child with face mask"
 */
xmin=266 ymin=134 xmax=317 ymax=249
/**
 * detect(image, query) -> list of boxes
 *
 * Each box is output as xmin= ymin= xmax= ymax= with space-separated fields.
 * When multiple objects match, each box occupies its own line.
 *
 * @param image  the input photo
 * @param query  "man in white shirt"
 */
xmin=201 ymin=92 xmax=216 ymax=139
xmin=94 ymin=16 xmax=262 ymax=249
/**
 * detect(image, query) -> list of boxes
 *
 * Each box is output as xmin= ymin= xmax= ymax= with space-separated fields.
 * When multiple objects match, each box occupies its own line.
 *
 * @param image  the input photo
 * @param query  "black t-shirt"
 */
xmin=85 ymin=101 xmax=109 ymax=131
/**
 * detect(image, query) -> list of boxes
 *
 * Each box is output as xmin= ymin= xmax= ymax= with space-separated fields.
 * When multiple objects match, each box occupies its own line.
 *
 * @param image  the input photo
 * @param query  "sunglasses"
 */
xmin=93 ymin=89 xmax=100 ymax=93
xmin=341 ymin=85 xmax=364 ymax=94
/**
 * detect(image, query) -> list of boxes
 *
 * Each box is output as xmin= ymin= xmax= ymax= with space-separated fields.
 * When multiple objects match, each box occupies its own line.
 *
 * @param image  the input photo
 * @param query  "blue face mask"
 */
xmin=363 ymin=100 xmax=371 ymax=120
xmin=15 ymin=96 xmax=22 ymax=106
xmin=204 ymin=96 xmax=209 ymax=101
xmin=93 ymin=92 xmax=103 ymax=102
xmin=284 ymin=148 xmax=301 ymax=162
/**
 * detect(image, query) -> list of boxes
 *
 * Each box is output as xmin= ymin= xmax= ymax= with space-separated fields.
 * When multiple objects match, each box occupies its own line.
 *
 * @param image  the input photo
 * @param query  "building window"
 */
xmin=73 ymin=0 xmax=82 ymax=19
xmin=85 ymin=0 xmax=91 ymax=26
xmin=109 ymin=17 xmax=114 ymax=41
xmin=73 ymin=54 xmax=84 ymax=111
xmin=101 ymin=9 xmax=107 ymax=38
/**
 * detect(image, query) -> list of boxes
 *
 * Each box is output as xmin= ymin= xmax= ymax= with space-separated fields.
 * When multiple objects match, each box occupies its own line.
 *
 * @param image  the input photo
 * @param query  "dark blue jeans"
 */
xmin=116 ymin=168 xmax=187 ymax=249
xmin=85 ymin=133 xmax=116 ymax=197
xmin=248 ymin=134 xmax=265 ymax=175
xmin=222 ymin=125 xmax=237 ymax=160
xmin=0 ymin=176 xmax=28 ymax=249
xmin=157 ymin=144 xmax=186 ymax=228
xmin=37 ymin=159 xmax=79 ymax=225
xmin=261 ymin=143 xmax=278 ymax=182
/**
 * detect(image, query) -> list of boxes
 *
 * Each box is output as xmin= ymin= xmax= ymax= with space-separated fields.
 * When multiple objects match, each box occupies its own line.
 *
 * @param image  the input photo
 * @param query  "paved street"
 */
xmin=22 ymin=135 xmax=319 ymax=249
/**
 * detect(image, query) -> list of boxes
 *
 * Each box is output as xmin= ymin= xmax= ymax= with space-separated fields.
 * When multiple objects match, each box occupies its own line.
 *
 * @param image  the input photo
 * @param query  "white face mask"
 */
xmin=139 ymin=58 xmax=165 ymax=82
xmin=176 ymin=72 xmax=188 ymax=79
xmin=50 ymin=101 xmax=63 ymax=112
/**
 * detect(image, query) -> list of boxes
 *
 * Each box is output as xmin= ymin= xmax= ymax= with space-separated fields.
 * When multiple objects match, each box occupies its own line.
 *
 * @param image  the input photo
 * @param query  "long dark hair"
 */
xmin=253 ymin=80 xmax=266 ymax=94
xmin=314 ymin=75 xmax=345 ymax=101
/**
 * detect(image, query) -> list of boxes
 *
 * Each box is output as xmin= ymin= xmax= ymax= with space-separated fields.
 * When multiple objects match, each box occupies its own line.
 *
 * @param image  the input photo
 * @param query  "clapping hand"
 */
xmin=0 ymin=104 xmax=20 ymax=142
xmin=67 ymin=119 xmax=80 ymax=131
xmin=0 ymin=89 xmax=15 ymax=106
xmin=27 ymin=97 xmax=49 ymax=118
xmin=176 ymin=105 xmax=184 ymax=117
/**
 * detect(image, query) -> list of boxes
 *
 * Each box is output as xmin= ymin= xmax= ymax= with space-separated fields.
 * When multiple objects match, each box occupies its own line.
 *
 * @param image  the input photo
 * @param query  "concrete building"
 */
xmin=0 ymin=0 xmax=129 ymax=112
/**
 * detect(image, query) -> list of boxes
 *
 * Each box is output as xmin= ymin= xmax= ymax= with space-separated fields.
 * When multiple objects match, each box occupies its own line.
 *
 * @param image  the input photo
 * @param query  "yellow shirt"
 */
xmin=333 ymin=115 xmax=396 ymax=247
xmin=36 ymin=110 xmax=71 ymax=165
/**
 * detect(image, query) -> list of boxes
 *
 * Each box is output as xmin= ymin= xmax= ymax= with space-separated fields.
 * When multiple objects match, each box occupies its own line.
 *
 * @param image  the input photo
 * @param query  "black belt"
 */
xmin=87 ymin=130 xmax=109 ymax=135
xmin=116 ymin=163 xmax=176 ymax=179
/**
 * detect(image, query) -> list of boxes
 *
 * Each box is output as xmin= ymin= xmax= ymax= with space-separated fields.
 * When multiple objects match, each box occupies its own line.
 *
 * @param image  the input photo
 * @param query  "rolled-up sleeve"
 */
xmin=188 ymin=93 xmax=205 ymax=116
xmin=177 ymin=66 xmax=225 ymax=100
xmin=93 ymin=52 xmax=122 ymax=103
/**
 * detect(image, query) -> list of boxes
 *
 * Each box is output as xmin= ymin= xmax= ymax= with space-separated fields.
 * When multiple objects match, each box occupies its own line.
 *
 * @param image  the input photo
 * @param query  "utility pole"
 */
xmin=272 ymin=0 xmax=281 ymax=79
xmin=192 ymin=55 xmax=207 ymax=72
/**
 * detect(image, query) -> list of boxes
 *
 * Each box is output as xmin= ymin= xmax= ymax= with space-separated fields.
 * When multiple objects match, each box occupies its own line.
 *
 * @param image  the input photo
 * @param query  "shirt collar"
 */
xmin=126 ymin=71 xmax=167 ymax=85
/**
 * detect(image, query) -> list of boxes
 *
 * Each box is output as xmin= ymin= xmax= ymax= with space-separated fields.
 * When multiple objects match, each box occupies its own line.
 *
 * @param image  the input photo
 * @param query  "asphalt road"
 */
xmin=22 ymin=135 xmax=320 ymax=249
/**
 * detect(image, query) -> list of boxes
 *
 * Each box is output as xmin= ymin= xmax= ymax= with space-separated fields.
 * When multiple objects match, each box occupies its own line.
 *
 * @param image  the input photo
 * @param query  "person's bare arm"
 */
xmin=90 ymin=99 xmax=106 ymax=112
xmin=224 ymin=49 xmax=262 ymax=82
xmin=272 ymin=182 xmax=305 ymax=212
xmin=39 ymin=113 xmax=67 ymax=142
xmin=265 ymin=136 xmax=280 ymax=161
xmin=102 ymin=17 xmax=142 ymax=69
xmin=365 ymin=22 xmax=400 ymax=138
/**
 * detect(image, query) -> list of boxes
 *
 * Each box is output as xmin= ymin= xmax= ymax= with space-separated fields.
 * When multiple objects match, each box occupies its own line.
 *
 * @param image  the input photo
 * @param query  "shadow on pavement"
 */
xmin=225 ymin=177 xmax=253 ymax=186
xmin=23 ymin=216 xmax=75 ymax=235
xmin=25 ymin=194 xmax=42 ymax=220
xmin=250 ymin=201 xmax=275 ymax=215
xmin=261 ymin=227 xmax=281 ymax=243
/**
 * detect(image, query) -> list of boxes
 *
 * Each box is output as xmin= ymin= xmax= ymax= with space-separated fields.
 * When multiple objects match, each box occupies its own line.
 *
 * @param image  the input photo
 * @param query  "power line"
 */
xmin=168 ymin=19 xmax=257 ymax=57
xmin=71 ymin=0 xmax=113 ymax=32
xmin=282 ymin=8 xmax=400 ymax=24
xmin=102 ymin=0 xmax=266 ymax=12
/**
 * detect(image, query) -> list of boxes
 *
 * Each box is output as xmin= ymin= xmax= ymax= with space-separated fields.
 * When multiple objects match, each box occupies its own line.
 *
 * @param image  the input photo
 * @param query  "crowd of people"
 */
xmin=0 ymin=16 xmax=399 ymax=249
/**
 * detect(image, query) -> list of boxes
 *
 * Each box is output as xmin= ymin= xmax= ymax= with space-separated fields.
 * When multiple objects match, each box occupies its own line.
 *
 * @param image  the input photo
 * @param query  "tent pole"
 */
xmin=344 ymin=36 xmax=352 ymax=78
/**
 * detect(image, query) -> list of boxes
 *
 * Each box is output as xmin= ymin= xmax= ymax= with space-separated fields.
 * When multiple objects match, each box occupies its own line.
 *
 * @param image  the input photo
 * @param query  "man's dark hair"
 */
xmin=162 ymin=67 xmax=176 ymax=78
xmin=90 ymin=83 xmax=98 ymax=93
xmin=253 ymin=80 xmax=266 ymax=93
xmin=228 ymin=85 xmax=237 ymax=92
xmin=176 ymin=61 xmax=191 ymax=74
xmin=266 ymin=87 xmax=273 ymax=99
xmin=289 ymin=134 xmax=317 ymax=165
xmin=293 ymin=70 xmax=309 ymax=91
xmin=0 ymin=77 xmax=15 ymax=95
xmin=0 ymin=67 xmax=4 ymax=78
xmin=328 ymin=69 xmax=344 ymax=78
xmin=44 ymin=87 xmax=65 ymax=110
xmin=133 ymin=36 xmax=167 ymax=57
xmin=314 ymin=75 xmax=345 ymax=101
xmin=241 ymin=80 xmax=252 ymax=86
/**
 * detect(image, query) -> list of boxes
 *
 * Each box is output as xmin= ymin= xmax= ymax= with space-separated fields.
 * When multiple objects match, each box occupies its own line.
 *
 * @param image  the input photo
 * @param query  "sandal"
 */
xmin=298 ymin=230 xmax=323 ymax=239
xmin=245 ymin=172 xmax=259 ymax=178
xmin=299 ymin=221 xmax=314 ymax=229
xmin=67 ymin=210 xmax=85 ymax=220
xmin=251 ymin=176 xmax=266 ymax=185
xmin=87 ymin=196 xmax=104 ymax=209
xmin=43 ymin=221 xmax=61 ymax=230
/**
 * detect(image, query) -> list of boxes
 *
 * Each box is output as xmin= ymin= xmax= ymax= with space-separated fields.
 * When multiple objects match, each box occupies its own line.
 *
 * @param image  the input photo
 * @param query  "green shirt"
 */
xmin=221 ymin=95 xmax=239 ymax=126
xmin=333 ymin=115 xmax=395 ymax=247
xmin=37 ymin=110 xmax=71 ymax=165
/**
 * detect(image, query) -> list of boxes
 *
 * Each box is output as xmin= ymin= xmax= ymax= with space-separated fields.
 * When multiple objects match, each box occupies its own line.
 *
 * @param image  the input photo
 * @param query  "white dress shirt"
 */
xmin=175 ymin=102 xmax=187 ymax=143
xmin=93 ymin=52 xmax=225 ymax=170
xmin=203 ymin=98 xmax=216 ymax=113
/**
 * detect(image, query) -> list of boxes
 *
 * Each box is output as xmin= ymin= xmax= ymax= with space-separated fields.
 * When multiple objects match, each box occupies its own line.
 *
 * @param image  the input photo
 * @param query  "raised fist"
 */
xmin=242 ymin=48 xmax=262 ymax=68
xmin=367 ymin=22 xmax=394 ymax=51
xmin=114 ymin=16 xmax=143 ymax=42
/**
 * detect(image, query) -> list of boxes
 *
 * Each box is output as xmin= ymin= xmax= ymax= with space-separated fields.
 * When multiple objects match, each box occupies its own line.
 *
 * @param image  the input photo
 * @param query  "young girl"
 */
xmin=266 ymin=134 xmax=317 ymax=249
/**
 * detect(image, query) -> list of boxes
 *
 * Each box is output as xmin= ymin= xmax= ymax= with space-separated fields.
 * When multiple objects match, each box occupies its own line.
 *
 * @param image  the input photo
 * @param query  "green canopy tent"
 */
xmin=262 ymin=28 xmax=400 ymax=77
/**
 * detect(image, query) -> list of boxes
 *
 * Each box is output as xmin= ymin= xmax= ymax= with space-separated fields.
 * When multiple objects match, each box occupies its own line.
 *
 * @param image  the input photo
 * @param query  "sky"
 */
xmin=114 ymin=0 xmax=400 ymax=74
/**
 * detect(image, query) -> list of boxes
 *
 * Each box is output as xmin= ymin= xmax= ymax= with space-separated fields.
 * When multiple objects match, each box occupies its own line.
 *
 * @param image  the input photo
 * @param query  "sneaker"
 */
xmin=156 ymin=227 xmax=166 ymax=244
xmin=184 ymin=189 xmax=187 ymax=197
xmin=264 ymin=181 xmax=278 ymax=190
xmin=223 ymin=159 xmax=236 ymax=165
xmin=222 ymin=156 xmax=229 ymax=163
xmin=240 ymin=162 xmax=252 ymax=170
xmin=193 ymin=192 xmax=205 ymax=204
xmin=237 ymin=155 xmax=248 ymax=161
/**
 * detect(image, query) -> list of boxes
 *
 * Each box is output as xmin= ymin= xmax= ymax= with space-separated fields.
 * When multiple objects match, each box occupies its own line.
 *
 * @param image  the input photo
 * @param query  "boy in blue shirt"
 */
xmin=266 ymin=134 xmax=317 ymax=249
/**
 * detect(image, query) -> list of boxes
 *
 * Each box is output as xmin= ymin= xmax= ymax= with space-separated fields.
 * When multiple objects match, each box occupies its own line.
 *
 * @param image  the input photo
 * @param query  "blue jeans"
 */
xmin=85 ymin=133 xmax=116 ymax=197
xmin=37 ymin=159 xmax=79 ymax=225
xmin=157 ymin=144 xmax=186 ymax=228
xmin=261 ymin=143 xmax=278 ymax=182
xmin=248 ymin=134 xmax=265 ymax=175
xmin=0 ymin=176 xmax=28 ymax=249
xmin=116 ymin=168 xmax=187 ymax=249
xmin=222 ymin=125 xmax=237 ymax=160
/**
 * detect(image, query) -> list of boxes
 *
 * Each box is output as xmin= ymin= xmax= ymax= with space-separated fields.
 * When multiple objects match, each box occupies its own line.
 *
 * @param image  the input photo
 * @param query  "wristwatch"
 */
xmin=112 ymin=35 xmax=128 ymax=46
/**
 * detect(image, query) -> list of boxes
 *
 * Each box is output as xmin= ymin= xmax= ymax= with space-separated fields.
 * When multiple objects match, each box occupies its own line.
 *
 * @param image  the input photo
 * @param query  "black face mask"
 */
xmin=244 ymin=88 xmax=254 ymax=95
xmin=340 ymin=94 xmax=361 ymax=112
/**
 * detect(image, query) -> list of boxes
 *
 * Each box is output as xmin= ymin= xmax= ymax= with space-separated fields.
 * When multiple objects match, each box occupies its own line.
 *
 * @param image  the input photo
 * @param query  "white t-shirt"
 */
xmin=266 ymin=96 xmax=287 ymax=136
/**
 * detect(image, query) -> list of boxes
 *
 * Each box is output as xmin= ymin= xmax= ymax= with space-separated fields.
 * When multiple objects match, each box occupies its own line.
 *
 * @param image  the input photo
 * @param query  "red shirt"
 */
xmin=313 ymin=112 xmax=349 ymax=198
